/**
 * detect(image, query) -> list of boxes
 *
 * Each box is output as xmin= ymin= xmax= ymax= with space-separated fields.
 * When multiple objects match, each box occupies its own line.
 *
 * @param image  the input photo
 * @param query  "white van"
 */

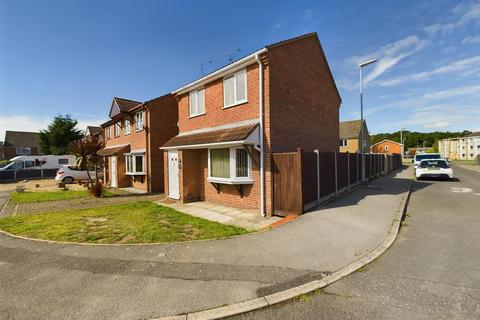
xmin=0 ymin=155 xmax=76 ymax=171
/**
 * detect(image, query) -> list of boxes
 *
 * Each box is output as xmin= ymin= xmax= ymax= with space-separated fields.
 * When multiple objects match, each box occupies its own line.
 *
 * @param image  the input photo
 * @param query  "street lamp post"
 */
xmin=359 ymin=58 xmax=378 ymax=183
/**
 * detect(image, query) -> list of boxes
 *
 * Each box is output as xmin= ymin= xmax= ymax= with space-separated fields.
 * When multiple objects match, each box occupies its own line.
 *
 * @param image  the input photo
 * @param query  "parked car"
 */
xmin=415 ymin=159 xmax=453 ymax=180
xmin=0 ymin=155 xmax=76 ymax=171
xmin=412 ymin=152 xmax=442 ymax=168
xmin=55 ymin=165 xmax=101 ymax=184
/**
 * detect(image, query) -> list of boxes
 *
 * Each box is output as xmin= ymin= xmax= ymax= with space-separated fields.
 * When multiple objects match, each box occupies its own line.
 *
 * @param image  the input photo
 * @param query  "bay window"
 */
xmin=223 ymin=69 xmax=247 ymax=108
xmin=189 ymin=88 xmax=205 ymax=117
xmin=125 ymin=153 xmax=145 ymax=175
xmin=208 ymin=147 xmax=252 ymax=183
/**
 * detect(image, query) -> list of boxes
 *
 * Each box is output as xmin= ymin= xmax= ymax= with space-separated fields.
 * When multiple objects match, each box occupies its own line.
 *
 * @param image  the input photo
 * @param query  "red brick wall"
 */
xmin=178 ymin=148 xmax=261 ymax=211
xmin=102 ymin=94 xmax=178 ymax=192
xmin=177 ymin=63 xmax=260 ymax=133
xmin=146 ymin=95 xmax=179 ymax=193
xmin=267 ymin=34 xmax=341 ymax=153
xmin=372 ymin=141 xmax=401 ymax=154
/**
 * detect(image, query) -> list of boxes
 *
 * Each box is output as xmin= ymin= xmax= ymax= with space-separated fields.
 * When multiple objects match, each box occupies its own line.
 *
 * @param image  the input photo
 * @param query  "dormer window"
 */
xmin=189 ymin=88 xmax=205 ymax=117
xmin=224 ymin=69 xmax=247 ymax=108
xmin=135 ymin=111 xmax=144 ymax=131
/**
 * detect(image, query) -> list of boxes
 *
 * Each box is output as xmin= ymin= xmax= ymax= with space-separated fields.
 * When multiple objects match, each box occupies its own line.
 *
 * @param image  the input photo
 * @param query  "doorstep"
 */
xmin=157 ymin=200 xmax=282 ymax=230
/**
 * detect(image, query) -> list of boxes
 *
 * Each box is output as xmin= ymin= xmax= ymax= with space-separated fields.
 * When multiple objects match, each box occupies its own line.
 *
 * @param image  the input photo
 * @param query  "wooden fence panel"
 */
xmin=349 ymin=153 xmax=358 ymax=185
xmin=273 ymin=151 xmax=303 ymax=216
xmin=337 ymin=153 xmax=349 ymax=190
xmin=302 ymin=151 xmax=318 ymax=207
xmin=319 ymin=152 xmax=336 ymax=198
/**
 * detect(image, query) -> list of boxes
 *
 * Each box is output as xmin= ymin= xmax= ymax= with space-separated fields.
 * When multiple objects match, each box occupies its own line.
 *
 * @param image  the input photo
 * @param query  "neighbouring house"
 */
xmin=1 ymin=130 xmax=43 ymax=160
xmin=339 ymin=119 xmax=370 ymax=153
xmin=371 ymin=139 xmax=403 ymax=155
xmin=439 ymin=132 xmax=480 ymax=160
xmin=98 ymin=95 xmax=178 ymax=193
xmin=85 ymin=126 xmax=102 ymax=137
xmin=161 ymin=32 xmax=341 ymax=216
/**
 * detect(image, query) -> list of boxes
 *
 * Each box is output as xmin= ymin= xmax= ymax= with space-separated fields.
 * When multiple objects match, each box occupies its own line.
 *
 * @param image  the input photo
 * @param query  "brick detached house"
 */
xmin=161 ymin=33 xmax=341 ymax=216
xmin=1 ymin=130 xmax=43 ymax=160
xmin=371 ymin=139 xmax=403 ymax=155
xmin=98 ymin=95 xmax=177 ymax=192
xmin=339 ymin=119 xmax=370 ymax=153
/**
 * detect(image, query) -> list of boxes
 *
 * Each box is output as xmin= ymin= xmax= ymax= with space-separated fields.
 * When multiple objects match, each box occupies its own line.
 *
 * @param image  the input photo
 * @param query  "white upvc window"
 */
xmin=16 ymin=147 xmax=31 ymax=155
xmin=135 ymin=111 xmax=144 ymax=131
xmin=125 ymin=153 xmax=145 ymax=175
xmin=124 ymin=118 xmax=131 ymax=135
xmin=114 ymin=121 xmax=121 ymax=137
xmin=105 ymin=126 xmax=111 ymax=139
xmin=189 ymin=88 xmax=205 ymax=117
xmin=340 ymin=139 xmax=348 ymax=147
xmin=223 ymin=68 xmax=247 ymax=108
xmin=208 ymin=147 xmax=252 ymax=184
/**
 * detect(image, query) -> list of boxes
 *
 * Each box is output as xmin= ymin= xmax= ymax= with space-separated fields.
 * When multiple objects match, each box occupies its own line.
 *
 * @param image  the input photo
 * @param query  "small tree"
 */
xmin=69 ymin=135 xmax=106 ymax=197
xmin=40 ymin=115 xmax=84 ymax=154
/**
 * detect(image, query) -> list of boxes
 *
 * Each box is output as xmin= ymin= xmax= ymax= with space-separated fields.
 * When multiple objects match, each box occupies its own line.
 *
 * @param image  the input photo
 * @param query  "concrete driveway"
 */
xmin=0 ymin=169 xmax=412 ymax=320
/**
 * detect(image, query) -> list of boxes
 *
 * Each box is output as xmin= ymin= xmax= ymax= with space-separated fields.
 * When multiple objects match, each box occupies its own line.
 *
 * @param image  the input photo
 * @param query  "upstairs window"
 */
xmin=125 ymin=118 xmax=131 ymax=135
xmin=223 ymin=69 xmax=247 ymax=108
xmin=114 ymin=121 xmax=121 ymax=137
xmin=339 ymin=139 xmax=348 ymax=147
xmin=16 ymin=147 xmax=31 ymax=155
xmin=105 ymin=126 xmax=111 ymax=139
xmin=135 ymin=111 xmax=144 ymax=131
xmin=189 ymin=88 xmax=205 ymax=117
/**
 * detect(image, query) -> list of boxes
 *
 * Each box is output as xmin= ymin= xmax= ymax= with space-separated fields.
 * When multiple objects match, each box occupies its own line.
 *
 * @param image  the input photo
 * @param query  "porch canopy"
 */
xmin=161 ymin=121 xmax=259 ymax=150
xmin=97 ymin=144 xmax=130 ymax=156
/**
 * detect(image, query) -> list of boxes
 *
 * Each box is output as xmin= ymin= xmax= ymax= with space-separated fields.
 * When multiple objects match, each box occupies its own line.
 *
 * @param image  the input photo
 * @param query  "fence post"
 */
xmin=334 ymin=152 xmax=338 ymax=195
xmin=314 ymin=149 xmax=320 ymax=205
xmin=296 ymin=148 xmax=304 ymax=215
xmin=347 ymin=152 xmax=350 ymax=190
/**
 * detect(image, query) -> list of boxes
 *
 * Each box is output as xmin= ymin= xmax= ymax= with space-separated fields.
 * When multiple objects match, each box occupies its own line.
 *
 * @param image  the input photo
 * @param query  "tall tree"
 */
xmin=39 ymin=115 xmax=83 ymax=154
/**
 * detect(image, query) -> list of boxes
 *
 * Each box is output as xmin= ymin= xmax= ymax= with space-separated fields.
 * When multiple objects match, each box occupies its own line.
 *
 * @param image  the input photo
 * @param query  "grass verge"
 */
xmin=11 ymin=189 xmax=115 ymax=204
xmin=0 ymin=201 xmax=249 ymax=243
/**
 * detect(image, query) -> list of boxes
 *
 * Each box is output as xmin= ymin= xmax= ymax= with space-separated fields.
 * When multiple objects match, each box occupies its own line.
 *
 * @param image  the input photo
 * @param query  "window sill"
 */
xmin=126 ymin=172 xmax=146 ymax=176
xmin=223 ymin=99 xmax=248 ymax=109
xmin=189 ymin=112 xmax=206 ymax=119
xmin=207 ymin=177 xmax=253 ymax=185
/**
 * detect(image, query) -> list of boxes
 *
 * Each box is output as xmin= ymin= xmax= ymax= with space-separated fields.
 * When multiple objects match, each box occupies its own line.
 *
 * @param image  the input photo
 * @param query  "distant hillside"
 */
xmin=371 ymin=130 xmax=472 ymax=151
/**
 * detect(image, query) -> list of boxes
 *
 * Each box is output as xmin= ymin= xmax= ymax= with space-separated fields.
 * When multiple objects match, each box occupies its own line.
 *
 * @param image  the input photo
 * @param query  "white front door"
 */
xmin=168 ymin=150 xmax=179 ymax=199
xmin=110 ymin=156 xmax=117 ymax=188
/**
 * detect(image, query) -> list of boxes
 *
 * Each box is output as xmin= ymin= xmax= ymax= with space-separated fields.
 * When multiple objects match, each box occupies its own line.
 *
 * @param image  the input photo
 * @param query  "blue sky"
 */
xmin=1 ymin=0 xmax=479 ymax=139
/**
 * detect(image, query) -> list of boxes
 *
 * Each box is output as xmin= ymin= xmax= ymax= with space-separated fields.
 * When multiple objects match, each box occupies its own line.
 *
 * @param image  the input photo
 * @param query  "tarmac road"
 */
xmin=230 ymin=165 xmax=480 ymax=320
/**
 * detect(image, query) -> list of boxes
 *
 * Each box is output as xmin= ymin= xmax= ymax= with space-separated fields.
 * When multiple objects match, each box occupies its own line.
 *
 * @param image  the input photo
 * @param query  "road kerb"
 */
xmin=154 ymin=176 xmax=413 ymax=320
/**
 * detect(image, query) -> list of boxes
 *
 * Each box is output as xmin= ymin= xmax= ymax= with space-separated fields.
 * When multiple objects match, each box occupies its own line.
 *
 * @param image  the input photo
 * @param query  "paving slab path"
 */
xmin=0 ymin=168 xmax=412 ymax=320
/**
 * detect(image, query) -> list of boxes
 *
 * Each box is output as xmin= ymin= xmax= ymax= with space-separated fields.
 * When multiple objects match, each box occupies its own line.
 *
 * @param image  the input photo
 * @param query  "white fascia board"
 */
xmin=172 ymin=48 xmax=267 ymax=95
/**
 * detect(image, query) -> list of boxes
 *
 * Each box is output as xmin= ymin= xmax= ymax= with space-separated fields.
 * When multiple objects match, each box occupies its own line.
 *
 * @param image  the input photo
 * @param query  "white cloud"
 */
xmin=342 ymin=35 xmax=427 ymax=90
xmin=461 ymin=35 xmax=480 ymax=44
xmin=420 ymin=84 xmax=480 ymax=100
xmin=423 ymin=1 xmax=480 ymax=36
xmin=0 ymin=114 xmax=106 ymax=142
xmin=378 ymin=55 xmax=480 ymax=86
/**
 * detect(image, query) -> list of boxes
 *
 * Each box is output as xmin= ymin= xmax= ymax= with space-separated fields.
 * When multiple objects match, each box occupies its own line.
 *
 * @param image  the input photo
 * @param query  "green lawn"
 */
xmin=11 ymin=189 xmax=115 ymax=204
xmin=0 ymin=202 xmax=249 ymax=243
